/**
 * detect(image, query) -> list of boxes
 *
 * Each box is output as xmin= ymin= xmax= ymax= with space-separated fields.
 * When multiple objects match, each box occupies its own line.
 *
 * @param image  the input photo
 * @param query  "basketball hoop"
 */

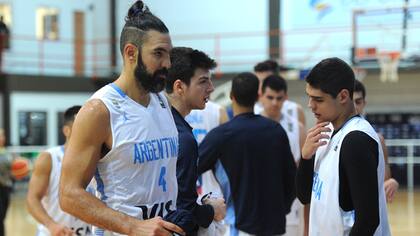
xmin=353 ymin=67 xmax=367 ymax=81
xmin=377 ymin=51 xmax=400 ymax=83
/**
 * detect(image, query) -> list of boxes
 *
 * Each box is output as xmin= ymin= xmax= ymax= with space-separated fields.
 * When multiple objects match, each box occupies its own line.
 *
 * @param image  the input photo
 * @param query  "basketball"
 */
xmin=11 ymin=158 xmax=30 ymax=180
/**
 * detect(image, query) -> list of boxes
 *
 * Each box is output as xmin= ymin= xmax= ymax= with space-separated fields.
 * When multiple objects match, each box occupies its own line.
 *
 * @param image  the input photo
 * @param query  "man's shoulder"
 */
xmin=44 ymin=146 xmax=63 ymax=156
xmin=172 ymin=109 xmax=194 ymax=134
xmin=178 ymin=129 xmax=198 ymax=155
xmin=342 ymin=130 xmax=378 ymax=151
xmin=258 ymin=116 xmax=288 ymax=137
xmin=203 ymin=119 xmax=230 ymax=139
xmin=82 ymin=99 xmax=109 ymax=118
xmin=342 ymin=117 xmax=379 ymax=143
xmin=255 ymin=114 xmax=283 ymax=127
xmin=177 ymin=124 xmax=196 ymax=143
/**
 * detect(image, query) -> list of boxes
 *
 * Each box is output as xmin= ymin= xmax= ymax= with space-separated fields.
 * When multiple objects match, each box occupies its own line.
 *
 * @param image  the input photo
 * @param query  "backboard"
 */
xmin=352 ymin=4 xmax=420 ymax=69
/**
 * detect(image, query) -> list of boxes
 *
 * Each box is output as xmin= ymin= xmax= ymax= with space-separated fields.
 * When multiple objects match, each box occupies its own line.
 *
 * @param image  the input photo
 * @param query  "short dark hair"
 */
xmin=166 ymin=47 xmax=217 ymax=93
xmin=305 ymin=57 xmax=355 ymax=99
xmin=254 ymin=60 xmax=279 ymax=73
xmin=354 ymin=79 xmax=366 ymax=99
xmin=119 ymin=0 xmax=169 ymax=55
xmin=231 ymin=72 xmax=259 ymax=107
xmin=262 ymin=75 xmax=288 ymax=94
xmin=63 ymin=106 xmax=81 ymax=125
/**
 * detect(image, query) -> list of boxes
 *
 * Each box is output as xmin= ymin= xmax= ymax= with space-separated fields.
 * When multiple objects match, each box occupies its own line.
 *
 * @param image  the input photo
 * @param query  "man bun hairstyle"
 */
xmin=120 ymin=0 xmax=169 ymax=55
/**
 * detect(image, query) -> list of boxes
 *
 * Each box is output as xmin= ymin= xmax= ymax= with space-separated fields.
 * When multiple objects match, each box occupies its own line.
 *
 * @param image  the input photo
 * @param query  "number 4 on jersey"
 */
xmin=159 ymin=166 xmax=167 ymax=192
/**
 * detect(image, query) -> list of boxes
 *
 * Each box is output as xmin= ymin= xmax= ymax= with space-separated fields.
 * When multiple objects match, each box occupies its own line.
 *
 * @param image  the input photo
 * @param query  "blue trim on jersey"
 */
xmin=214 ymin=160 xmax=235 ymax=225
xmin=56 ymin=145 xmax=65 ymax=163
xmin=60 ymin=145 xmax=65 ymax=155
xmin=109 ymin=83 xmax=127 ymax=98
xmin=94 ymin=168 xmax=107 ymax=201
xmin=226 ymin=106 xmax=234 ymax=120
xmin=229 ymin=225 xmax=239 ymax=236
xmin=94 ymin=228 xmax=105 ymax=236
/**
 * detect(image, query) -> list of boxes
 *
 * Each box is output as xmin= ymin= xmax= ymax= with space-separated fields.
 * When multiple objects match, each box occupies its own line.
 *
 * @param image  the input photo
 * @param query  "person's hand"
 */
xmin=204 ymin=197 xmax=226 ymax=221
xmin=301 ymin=122 xmax=331 ymax=160
xmin=47 ymin=223 xmax=73 ymax=236
xmin=384 ymin=178 xmax=399 ymax=203
xmin=128 ymin=217 xmax=185 ymax=236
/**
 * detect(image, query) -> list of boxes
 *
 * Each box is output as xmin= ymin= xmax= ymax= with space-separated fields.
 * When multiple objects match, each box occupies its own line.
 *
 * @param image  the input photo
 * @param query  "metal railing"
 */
xmin=6 ymin=145 xmax=49 ymax=154
xmin=386 ymin=139 xmax=420 ymax=191
xmin=6 ymin=139 xmax=420 ymax=192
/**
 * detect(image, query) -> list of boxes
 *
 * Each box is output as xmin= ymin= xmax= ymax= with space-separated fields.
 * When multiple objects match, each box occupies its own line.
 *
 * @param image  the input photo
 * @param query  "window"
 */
xmin=0 ymin=4 xmax=11 ymax=49
xmin=36 ymin=7 xmax=59 ymax=40
xmin=57 ymin=111 xmax=65 ymax=145
xmin=0 ymin=4 xmax=12 ymax=26
xmin=19 ymin=111 xmax=47 ymax=145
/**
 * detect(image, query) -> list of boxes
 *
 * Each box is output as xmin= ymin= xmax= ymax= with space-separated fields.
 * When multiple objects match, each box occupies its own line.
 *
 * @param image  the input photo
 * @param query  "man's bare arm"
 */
xmin=378 ymin=134 xmax=391 ymax=180
xmin=379 ymin=133 xmax=399 ymax=203
xmin=298 ymin=122 xmax=306 ymax=153
xmin=27 ymin=152 xmax=73 ymax=236
xmin=296 ymin=104 xmax=306 ymax=127
xmin=218 ymin=107 xmax=229 ymax=125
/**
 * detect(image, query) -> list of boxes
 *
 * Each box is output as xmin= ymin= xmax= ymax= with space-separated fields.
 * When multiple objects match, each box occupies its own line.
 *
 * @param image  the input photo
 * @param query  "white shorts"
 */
xmin=198 ymin=221 xmax=227 ymax=236
xmin=224 ymin=225 xmax=283 ymax=236
xmin=284 ymin=199 xmax=304 ymax=236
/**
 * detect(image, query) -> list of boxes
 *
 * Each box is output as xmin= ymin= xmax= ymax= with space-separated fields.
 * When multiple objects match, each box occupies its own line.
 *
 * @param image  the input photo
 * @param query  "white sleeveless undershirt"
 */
xmin=37 ymin=146 xmax=91 ymax=236
xmin=309 ymin=117 xmax=390 ymax=236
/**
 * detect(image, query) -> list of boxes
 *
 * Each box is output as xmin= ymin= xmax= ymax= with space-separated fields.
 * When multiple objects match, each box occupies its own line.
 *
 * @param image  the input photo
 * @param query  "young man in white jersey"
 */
xmin=166 ymin=47 xmax=226 ymax=236
xmin=27 ymin=106 xmax=92 ymax=236
xmin=59 ymin=1 xmax=184 ymax=235
xmin=253 ymin=60 xmax=306 ymax=126
xmin=353 ymin=80 xmax=399 ymax=203
xmin=186 ymin=101 xmax=229 ymax=146
xmin=259 ymin=75 xmax=306 ymax=236
xmin=186 ymin=102 xmax=229 ymax=200
xmin=296 ymin=57 xmax=390 ymax=235
xmin=186 ymin=101 xmax=229 ymax=236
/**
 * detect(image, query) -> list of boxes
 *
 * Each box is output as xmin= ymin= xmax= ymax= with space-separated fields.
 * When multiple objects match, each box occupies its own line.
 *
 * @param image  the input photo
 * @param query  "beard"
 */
xmin=134 ymin=56 xmax=168 ymax=93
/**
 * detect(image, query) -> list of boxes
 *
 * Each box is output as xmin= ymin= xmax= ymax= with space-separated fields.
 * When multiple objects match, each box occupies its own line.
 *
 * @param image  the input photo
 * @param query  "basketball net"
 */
xmin=353 ymin=67 xmax=367 ymax=81
xmin=378 ymin=51 xmax=400 ymax=83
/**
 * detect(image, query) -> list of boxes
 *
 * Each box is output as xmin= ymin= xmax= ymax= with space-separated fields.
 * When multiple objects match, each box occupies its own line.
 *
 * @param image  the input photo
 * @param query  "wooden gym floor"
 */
xmin=5 ymin=189 xmax=420 ymax=235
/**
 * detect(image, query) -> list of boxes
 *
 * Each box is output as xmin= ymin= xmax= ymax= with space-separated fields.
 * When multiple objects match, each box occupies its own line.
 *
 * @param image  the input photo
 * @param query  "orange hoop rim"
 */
xmin=378 ymin=51 xmax=401 ymax=60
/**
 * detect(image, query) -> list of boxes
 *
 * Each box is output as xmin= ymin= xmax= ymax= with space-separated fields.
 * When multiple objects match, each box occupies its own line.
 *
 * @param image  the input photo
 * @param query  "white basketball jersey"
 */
xmin=279 ymin=113 xmax=301 ymax=163
xmin=186 ymin=101 xmax=223 ymax=195
xmin=187 ymin=101 xmax=228 ymax=236
xmin=90 ymin=84 xmax=178 ymax=235
xmin=186 ymin=101 xmax=220 ymax=144
xmin=282 ymin=100 xmax=299 ymax=122
xmin=309 ymin=117 xmax=390 ymax=236
xmin=255 ymin=100 xmax=299 ymax=123
xmin=278 ymin=113 xmax=303 ymax=230
xmin=37 ymin=146 xmax=91 ymax=236
xmin=253 ymin=102 xmax=263 ymax=115
xmin=254 ymin=107 xmax=300 ymax=162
